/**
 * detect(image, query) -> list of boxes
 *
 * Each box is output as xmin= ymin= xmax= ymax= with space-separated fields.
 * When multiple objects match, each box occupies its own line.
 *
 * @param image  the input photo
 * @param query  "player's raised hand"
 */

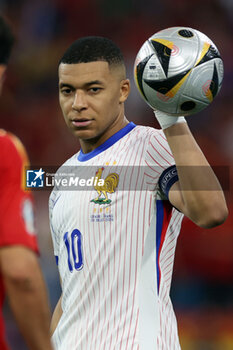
xmin=153 ymin=109 xmax=186 ymax=129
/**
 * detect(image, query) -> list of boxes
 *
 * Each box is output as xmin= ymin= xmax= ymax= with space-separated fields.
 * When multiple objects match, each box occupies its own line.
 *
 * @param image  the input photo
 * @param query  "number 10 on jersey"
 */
xmin=63 ymin=229 xmax=84 ymax=272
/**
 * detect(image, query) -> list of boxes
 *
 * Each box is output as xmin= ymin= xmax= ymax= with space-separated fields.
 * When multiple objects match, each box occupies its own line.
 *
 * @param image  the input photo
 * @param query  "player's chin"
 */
xmin=70 ymin=127 xmax=95 ymax=140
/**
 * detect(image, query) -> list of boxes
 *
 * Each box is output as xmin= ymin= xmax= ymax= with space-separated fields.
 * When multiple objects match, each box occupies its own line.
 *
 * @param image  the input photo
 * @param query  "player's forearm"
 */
xmin=164 ymin=122 xmax=228 ymax=227
xmin=5 ymin=264 xmax=53 ymax=350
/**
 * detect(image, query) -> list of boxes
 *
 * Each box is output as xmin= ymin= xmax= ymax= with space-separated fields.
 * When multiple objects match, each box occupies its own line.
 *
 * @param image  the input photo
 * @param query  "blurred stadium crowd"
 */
xmin=0 ymin=0 xmax=232 ymax=349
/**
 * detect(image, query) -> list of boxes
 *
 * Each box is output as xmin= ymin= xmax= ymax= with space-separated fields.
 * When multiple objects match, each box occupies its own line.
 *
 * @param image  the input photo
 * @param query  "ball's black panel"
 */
xmin=178 ymin=29 xmax=194 ymax=38
xmin=136 ymin=53 xmax=153 ymax=100
xmin=144 ymin=69 xmax=191 ymax=94
xmin=209 ymin=63 xmax=219 ymax=98
xmin=180 ymin=101 xmax=196 ymax=111
xmin=195 ymin=45 xmax=221 ymax=67
xmin=149 ymin=40 xmax=171 ymax=77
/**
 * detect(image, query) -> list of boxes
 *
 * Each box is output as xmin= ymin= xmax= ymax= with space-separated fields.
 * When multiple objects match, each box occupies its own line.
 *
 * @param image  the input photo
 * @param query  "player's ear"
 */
xmin=0 ymin=65 xmax=7 ymax=96
xmin=119 ymin=79 xmax=130 ymax=103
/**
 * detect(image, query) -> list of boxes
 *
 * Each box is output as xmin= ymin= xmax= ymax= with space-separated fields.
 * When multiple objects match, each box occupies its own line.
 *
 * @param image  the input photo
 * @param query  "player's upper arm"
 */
xmin=168 ymin=181 xmax=187 ymax=214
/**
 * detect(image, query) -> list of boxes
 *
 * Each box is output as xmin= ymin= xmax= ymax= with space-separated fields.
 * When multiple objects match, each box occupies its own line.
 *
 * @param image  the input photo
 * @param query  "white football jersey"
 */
xmin=49 ymin=122 xmax=183 ymax=350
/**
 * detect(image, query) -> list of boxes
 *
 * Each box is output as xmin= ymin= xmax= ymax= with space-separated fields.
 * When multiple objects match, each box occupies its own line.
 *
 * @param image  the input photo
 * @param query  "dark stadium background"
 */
xmin=0 ymin=0 xmax=232 ymax=349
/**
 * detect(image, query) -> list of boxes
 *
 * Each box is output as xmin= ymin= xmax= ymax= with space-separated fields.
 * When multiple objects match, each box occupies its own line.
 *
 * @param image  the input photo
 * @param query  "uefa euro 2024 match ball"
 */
xmin=134 ymin=27 xmax=224 ymax=116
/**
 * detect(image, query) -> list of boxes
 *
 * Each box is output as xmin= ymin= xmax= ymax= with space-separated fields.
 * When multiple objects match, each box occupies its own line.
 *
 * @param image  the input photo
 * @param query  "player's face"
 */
xmin=58 ymin=61 xmax=130 ymax=152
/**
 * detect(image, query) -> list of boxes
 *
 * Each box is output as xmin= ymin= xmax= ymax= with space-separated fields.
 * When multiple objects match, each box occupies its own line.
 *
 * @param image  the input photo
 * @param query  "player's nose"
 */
xmin=72 ymin=90 xmax=88 ymax=111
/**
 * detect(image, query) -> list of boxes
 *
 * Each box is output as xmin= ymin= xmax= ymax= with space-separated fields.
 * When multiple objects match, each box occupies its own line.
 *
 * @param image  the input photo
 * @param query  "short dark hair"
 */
xmin=0 ymin=15 xmax=14 ymax=65
xmin=59 ymin=36 xmax=125 ymax=68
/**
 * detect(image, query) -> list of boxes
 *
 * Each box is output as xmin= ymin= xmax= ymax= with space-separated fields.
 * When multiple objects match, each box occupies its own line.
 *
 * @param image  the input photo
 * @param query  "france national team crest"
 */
xmin=90 ymin=167 xmax=119 ymax=205
xmin=26 ymin=168 xmax=45 ymax=188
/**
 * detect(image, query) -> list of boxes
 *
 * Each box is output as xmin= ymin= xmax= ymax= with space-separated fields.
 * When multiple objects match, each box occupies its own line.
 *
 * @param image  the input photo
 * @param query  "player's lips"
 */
xmin=71 ymin=118 xmax=93 ymax=127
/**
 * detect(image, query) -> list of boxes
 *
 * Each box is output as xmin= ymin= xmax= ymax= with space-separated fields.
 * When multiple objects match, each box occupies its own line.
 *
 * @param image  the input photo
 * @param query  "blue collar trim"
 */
xmin=78 ymin=122 xmax=136 ymax=162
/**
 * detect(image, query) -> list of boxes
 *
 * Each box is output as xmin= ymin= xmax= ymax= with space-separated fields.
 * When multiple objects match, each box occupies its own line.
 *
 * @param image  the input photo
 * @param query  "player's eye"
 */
xmin=89 ymin=87 xmax=101 ymax=94
xmin=61 ymin=87 xmax=72 ymax=95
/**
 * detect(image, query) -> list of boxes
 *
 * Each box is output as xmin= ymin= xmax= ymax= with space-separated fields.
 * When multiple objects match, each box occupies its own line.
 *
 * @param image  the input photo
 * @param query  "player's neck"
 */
xmin=80 ymin=116 xmax=129 ymax=154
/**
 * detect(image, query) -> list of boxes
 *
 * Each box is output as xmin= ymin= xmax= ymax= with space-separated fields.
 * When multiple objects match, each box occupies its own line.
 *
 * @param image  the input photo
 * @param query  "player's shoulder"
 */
xmin=0 ymin=129 xmax=29 ymax=164
xmin=49 ymin=152 xmax=78 ymax=204
xmin=133 ymin=124 xmax=164 ymax=142
xmin=0 ymin=129 xmax=27 ymax=152
xmin=55 ymin=152 xmax=78 ymax=173
xmin=0 ymin=129 xmax=15 ymax=147
xmin=133 ymin=125 xmax=172 ymax=164
xmin=0 ymin=129 xmax=21 ymax=145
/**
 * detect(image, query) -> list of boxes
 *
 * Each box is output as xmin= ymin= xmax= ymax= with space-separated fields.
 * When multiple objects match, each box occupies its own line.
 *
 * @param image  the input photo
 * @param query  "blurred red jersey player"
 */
xmin=0 ymin=130 xmax=37 ymax=249
xmin=0 ymin=15 xmax=53 ymax=350
xmin=0 ymin=130 xmax=39 ymax=348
